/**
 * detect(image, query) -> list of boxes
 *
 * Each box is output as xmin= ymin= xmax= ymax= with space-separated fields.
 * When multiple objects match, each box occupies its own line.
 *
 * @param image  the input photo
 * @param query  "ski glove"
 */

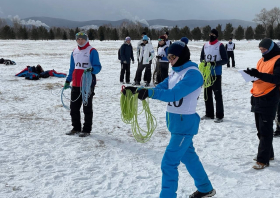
xmin=122 ymin=86 xmax=138 ymax=95
xmin=137 ymin=89 xmax=149 ymax=100
xmin=210 ymin=62 xmax=216 ymax=66
xmin=64 ymin=82 xmax=70 ymax=89
xmin=244 ymin=68 xmax=260 ymax=78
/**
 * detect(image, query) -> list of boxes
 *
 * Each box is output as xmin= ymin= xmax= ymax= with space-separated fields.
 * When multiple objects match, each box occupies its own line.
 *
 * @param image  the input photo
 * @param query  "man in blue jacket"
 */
xmin=64 ymin=32 xmax=102 ymax=137
xmin=125 ymin=41 xmax=216 ymax=198
xmin=120 ymin=36 xmax=134 ymax=84
xmin=200 ymin=29 xmax=228 ymax=123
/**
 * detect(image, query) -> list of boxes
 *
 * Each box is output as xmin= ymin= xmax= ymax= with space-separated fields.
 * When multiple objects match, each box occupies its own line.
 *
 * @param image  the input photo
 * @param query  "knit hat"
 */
xmin=210 ymin=29 xmax=219 ymax=37
xmin=259 ymin=38 xmax=273 ymax=49
xmin=180 ymin=37 xmax=189 ymax=45
xmin=125 ymin=36 xmax=131 ymax=41
xmin=168 ymin=41 xmax=186 ymax=57
xmin=142 ymin=35 xmax=149 ymax=41
xmin=75 ymin=32 xmax=88 ymax=40
xmin=158 ymin=35 xmax=166 ymax=41
xmin=164 ymin=31 xmax=169 ymax=36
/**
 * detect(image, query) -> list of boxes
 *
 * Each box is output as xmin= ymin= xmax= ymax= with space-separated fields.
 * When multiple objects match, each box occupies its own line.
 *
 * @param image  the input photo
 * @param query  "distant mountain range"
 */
xmin=22 ymin=17 xmax=257 ymax=30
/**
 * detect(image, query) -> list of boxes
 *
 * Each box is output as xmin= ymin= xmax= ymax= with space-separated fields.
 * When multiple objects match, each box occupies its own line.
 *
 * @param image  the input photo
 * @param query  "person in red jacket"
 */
xmin=64 ymin=32 xmax=102 ymax=137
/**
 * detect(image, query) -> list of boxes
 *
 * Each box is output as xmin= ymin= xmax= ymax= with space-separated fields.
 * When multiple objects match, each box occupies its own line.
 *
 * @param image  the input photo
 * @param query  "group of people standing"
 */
xmin=119 ymin=31 xmax=172 ymax=87
xmin=62 ymin=30 xmax=280 ymax=198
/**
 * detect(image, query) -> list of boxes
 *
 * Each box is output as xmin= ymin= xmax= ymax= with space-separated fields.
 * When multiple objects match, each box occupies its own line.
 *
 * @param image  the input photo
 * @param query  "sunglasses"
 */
xmin=158 ymin=39 xmax=165 ymax=41
xmin=167 ymin=54 xmax=177 ymax=61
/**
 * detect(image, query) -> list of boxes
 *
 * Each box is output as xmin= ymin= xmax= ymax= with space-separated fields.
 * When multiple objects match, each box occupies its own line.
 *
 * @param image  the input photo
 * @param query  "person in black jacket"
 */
xmin=244 ymin=38 xmax=280 ymax=169
xmin=120 ymin=37 xmax=134 ymax=84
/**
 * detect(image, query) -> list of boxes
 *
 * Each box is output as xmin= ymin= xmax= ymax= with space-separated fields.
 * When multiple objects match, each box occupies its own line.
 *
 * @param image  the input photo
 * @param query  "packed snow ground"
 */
xmin=0 ymin=39 xmax=279 ymax=198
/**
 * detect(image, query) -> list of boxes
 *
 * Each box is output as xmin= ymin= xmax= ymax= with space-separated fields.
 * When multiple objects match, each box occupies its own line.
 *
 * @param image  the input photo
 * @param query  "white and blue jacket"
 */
xmin=148 ymin=61 xmax=203 ymax=135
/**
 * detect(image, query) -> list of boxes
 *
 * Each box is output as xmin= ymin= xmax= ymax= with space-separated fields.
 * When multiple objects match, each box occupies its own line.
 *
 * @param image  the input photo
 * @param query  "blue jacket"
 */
xmin=200 ymin=42 xmax=228 ymax=75
xmin=148 ymin=61 xmax=203 ymax=134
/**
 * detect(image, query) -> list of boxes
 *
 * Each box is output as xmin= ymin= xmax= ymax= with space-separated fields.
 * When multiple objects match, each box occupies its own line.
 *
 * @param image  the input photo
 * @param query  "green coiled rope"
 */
xmin=120 ymin=89 xmax=157 ymax=143
xmin=199 ymin=61 xmax=217 ymax=101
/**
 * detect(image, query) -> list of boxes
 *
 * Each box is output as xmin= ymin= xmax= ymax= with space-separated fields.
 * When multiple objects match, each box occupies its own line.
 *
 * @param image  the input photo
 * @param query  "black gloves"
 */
xmin=122 ymin=86 xmax=138 ymax=95
xmin=137 ymin=89 xmax=149 ymax=100
xmin=244 ymin=68 xmax=260 ymax=78
xmin=210 ymin=62 xmax=216 ymax=66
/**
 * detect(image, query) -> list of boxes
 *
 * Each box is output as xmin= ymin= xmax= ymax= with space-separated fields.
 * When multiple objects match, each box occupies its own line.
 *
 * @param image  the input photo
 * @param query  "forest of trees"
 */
xmin=0 ymin=7 xmax=280 ymax=41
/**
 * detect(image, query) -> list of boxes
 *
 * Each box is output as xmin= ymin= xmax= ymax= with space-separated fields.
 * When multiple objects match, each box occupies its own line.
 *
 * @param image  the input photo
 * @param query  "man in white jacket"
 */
xmin=133 ymin=35 xmax=155 ymax=86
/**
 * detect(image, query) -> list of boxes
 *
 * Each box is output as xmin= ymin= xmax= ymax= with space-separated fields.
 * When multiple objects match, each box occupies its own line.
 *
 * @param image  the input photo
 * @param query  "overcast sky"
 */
xmin=0 ymin=0 xmax=279 ymax=22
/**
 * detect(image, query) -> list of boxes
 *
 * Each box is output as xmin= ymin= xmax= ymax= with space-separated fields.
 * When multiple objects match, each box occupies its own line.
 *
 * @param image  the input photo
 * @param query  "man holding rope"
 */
xmin=124 ymin=41 xmax=216 ymax=198
xmin=64 ymin=32 xmax=102 ymax=137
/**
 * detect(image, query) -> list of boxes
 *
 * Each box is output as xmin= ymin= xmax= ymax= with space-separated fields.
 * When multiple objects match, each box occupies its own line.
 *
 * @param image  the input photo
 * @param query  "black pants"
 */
xmin=156 ymin=62 xmax=169 ymax=83
xmin=276 ymin=101 xmax=280 ymax=130
xmin=70 ymin=87 xmax=95 ymax=133
xmin=227 ymin=51 xmax=235 ymax=67
xmin=204 ymin=75 xmax=224 ymax=119
xmin=120 ymin=63 xmax=130 ymax=83
xmin=255 ymin=113 xmax=274 ymax=164
xmin=135 ymin=61 xmax=151 ymax=83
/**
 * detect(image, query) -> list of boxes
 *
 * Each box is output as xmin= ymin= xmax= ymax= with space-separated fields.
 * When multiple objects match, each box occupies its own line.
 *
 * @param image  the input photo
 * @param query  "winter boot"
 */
xmin=252 ymin=162 xmax=269 ymax=170
xmin=214 ymin=118 xmax=223 ymax=123
xmin=66 ymin=129 xmax=80 ymax=135
xmin=201 ymin=115 xmax=214 ymax=120
xmin=144 ymin=82 xmax=150 ymax=87
xmin=189 ymin=189 xmax=216 ymax=198
xmin=79 ymin=132 xmax=90 ymax=137
xmin=132 ymin=81 xmax=140 ymax=86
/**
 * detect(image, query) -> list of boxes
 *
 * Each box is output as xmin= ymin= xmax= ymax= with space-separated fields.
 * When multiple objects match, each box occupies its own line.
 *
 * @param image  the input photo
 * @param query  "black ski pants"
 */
xmin=135 ymin=61 xmax=151 ymax=83
xmin=227 ymin=51 xmax=235 ymax=67
xmin=156 ymin=62 xmax=169 ymax=83
xmin=255 ymin=112 xmax=274 ymax=164
xmin=204 ymin=75 xmax=224 ymax=119
xmin=120 ymin=63 xmax=130 ymax=83
xmin=70 ymin=87 xmax=95 ymax=133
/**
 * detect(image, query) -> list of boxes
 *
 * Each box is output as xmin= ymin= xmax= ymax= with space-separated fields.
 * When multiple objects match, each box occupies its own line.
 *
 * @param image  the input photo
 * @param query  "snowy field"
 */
xmin=0 ymin=39 xmax=279 ymax=198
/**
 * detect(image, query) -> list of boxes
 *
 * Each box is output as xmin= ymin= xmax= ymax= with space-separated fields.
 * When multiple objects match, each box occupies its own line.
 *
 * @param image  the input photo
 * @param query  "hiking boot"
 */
xmin=252 ymin=162 xmax=269 ymax=170
xmin=132 ymin=81 xmax=140 ymax=86
xmin=274 ymin=130 xmax=280 ymax=137
xmin=79 ymin=132 xmax=90 ymax=137
xmin=144 ymin=82 xmax=150 ymax=87
xmin=66 ymin=129 xmax=80 ymax=135
xmin=201 ymin=115 xmax=214 ymax=120
xmin=214 ymin=118 xmax=223 ymax=123
xmin=253 ymin=156 xmax=274 ymax=161
xmin=189 ymin=189 xmax=216 ymax=198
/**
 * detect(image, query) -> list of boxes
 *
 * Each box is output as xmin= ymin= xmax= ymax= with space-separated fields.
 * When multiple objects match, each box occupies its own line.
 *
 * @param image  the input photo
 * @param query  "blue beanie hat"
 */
xmin=142 ymin=35 xmax=149 ymax=41
xmin=180 ymin=37 xmax=189 ymax=45
xmin=168 ymin=41 xmax=186 ymax=56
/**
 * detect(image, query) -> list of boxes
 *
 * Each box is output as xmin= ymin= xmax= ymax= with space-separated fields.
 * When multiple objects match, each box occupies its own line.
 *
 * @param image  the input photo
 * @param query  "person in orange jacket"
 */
xmin=244 ymin=38 xmax=280 ymax=169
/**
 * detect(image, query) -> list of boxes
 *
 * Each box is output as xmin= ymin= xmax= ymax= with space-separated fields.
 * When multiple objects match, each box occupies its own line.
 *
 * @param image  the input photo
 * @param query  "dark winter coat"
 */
xmin=251 ymin=43 xmax=280 ymax=117
xmin=120 ymin=43 xmax=134 ymax=64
